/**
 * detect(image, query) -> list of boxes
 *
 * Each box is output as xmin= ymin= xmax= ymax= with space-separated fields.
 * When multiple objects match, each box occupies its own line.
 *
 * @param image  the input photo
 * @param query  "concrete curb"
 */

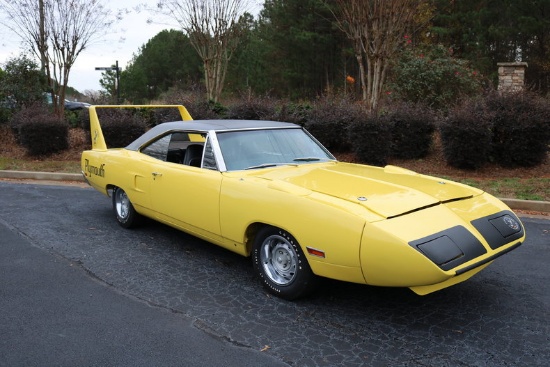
xmin=499 ymin=198 xmax=550 ymax=213
xmin=0 ymin=170 xmax=85 ymax=182
xmin=0 ymin=170 xmax=548 ymax=213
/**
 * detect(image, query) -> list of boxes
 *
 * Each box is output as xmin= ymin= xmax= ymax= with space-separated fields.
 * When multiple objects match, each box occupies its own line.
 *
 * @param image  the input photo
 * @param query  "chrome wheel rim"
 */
xmin=115 ymin=189 xmax=130 ymax=219
xmin=260 ymin=234 xmax=298 ymax=285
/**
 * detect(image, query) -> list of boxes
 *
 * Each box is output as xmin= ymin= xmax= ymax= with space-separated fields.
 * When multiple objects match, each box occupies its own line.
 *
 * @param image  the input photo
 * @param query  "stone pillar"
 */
xmin=497 ymin=62 xmax=528 ymax=92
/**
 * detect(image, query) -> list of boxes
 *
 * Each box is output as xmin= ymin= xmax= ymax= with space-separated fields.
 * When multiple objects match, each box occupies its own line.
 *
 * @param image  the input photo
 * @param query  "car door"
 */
xmin=141 ymin=132 xmax=223 ymax=241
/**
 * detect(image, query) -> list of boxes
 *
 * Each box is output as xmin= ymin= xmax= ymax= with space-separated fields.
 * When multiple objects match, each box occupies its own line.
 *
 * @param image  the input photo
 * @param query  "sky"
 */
xmin=0 ymin=1 xmax=262 ymax=93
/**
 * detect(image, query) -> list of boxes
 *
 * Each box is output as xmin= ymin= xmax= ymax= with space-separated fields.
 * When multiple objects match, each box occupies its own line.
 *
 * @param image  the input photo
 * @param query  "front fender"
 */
xmin=219 ymin=175 xmax=371 ymax=282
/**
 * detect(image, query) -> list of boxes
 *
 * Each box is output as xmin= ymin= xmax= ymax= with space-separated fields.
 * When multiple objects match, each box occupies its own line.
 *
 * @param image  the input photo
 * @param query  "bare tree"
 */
xmin=156 ymin=0 xmax=251 ymax=102
xmin=331 ymin=0 xmax=422 ymax=111
xmin=0 ymin=0 xmax=114 ymax=116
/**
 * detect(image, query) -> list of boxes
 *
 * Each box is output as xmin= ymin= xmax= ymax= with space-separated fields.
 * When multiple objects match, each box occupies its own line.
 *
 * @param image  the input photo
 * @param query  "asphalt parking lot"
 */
xmin=1 ymin=181 xmax=548 ymax=366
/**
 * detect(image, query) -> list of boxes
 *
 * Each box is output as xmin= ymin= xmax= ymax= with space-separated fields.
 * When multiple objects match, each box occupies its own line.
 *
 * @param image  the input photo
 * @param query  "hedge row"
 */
xmin=303 ymin=98 xmax=435 ymax=166
xmin=92 ymin=109 xmax=147 ymax=148
xmin=442 ymin=92 xmax=550 ymax=169
xmin=304 ymin=95 xmax=548 ymax=169
xmin=7 ymin=93 xmax=549 ymax=169
xmin=9 ymin=104 xmax=68 ymax=156
xmin=440 ymin=100 xmax=493 ymax=169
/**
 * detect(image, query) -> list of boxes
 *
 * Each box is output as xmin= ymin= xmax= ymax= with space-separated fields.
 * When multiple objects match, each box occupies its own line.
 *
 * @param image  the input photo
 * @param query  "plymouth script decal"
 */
xmin=84 ymin=159 xmax=105 ymax=178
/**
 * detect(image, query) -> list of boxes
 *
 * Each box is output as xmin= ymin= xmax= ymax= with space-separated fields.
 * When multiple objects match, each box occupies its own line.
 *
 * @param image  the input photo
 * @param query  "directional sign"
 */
xmin=95 ymin=60 xmax=121 ymax=104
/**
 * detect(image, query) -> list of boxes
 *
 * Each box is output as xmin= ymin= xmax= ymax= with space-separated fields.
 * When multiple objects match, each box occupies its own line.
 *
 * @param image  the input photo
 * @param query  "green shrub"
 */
xmin=384 ymin=103 xmax=436 ymax=159
xmin=0 ymin=54 xmax=47 ymax=111
xmin=389 ymin=45 xmax=484 ymax=111
xmin=440 ymin=100 xmax=493 ymax=169
xmin=0 ymin=107 xmax=13 ymax=125
xmin=11 ymin=104 xmax=68 ymax=156
xmin=349 ymin=114 xmax=392 ymax=166
xmin=64 ymin=109 xmax=81 ymax=128
xmin=485 ymin=92 xmax=550 ymax=167
xmin=207 ymin=100 xmax=228 ymax=117
xmin=306 ymin=97 xmax=362 ymax=152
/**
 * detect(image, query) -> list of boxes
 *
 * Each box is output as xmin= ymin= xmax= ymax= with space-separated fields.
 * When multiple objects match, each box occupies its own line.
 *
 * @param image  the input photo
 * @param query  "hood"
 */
xmin=257 ymin=163 xmax=483 ymax=219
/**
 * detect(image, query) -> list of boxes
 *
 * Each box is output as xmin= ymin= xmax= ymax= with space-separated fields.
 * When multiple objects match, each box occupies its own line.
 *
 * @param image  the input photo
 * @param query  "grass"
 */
xmin=449 ymin=177 xmax=549 ymax=201
xmin=0 ymin=126 xmax=84 ymax=173
xmin=0 ymin=156 xmax=80 ymax=173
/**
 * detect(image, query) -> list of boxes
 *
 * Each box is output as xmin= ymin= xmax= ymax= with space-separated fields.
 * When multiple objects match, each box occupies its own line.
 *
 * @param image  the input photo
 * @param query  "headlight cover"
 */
xmin=409 ymin=226 xmax=487 ymax=271
xmin=471 ymin=210 xmax=524 ymax=250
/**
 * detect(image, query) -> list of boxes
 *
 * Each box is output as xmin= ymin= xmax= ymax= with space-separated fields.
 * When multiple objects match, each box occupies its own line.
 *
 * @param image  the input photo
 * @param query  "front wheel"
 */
xmin=252 ymin=227 xmax=318 ymax=300
xmin=112 ymin=187 xmax=140 ymax=228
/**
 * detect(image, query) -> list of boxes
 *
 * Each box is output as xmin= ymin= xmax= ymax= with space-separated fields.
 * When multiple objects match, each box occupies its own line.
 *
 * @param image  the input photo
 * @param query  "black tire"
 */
xmin=252 ymin=226 xmax=318 ymax=300
xmin=112 ymin=187 xmax=140 ymax=228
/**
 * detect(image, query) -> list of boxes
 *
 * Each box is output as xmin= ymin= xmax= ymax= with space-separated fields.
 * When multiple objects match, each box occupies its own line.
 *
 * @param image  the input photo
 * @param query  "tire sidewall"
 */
xmin=252 ymin=226 xmax=316 ymax=300
xmin=112 ymin=187 xmax=137 ymax=228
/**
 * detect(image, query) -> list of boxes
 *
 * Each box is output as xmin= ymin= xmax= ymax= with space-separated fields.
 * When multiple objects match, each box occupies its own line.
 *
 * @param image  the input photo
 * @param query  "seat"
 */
xmin=183 ymin=144 xmax=203 ymax=167
xmin=167 ymin=148 xmax=184 ymax=163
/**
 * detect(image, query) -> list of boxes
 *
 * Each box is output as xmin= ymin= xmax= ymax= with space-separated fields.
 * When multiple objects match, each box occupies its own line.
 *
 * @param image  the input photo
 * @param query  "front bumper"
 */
xmin=361 ymin=202 xmax=526 ymax=293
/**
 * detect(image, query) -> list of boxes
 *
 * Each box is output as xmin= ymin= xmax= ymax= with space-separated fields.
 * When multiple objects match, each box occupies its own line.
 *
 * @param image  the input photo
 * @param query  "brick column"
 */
xmin=497 ymin=62 xmax=528 ymax=92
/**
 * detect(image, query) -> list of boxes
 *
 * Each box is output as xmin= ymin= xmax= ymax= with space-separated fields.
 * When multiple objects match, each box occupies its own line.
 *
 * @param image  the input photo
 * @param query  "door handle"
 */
xmin=152 ymin=172 xmax=162 ymax=179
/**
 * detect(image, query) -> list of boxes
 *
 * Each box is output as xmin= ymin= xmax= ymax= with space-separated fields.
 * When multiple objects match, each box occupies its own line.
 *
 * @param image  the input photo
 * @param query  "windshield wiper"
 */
xmin=245 ymin=163 xmax=279 ymax=170
xmin=293 ymin=157 xmax=322 ymax=162
xmin=245 ymin=162 xmax=300 ymax=170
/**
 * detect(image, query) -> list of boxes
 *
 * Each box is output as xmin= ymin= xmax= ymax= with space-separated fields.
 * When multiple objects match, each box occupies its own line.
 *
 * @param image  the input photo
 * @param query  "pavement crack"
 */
xmin=193 ymin=319 xmax=251 ymax=349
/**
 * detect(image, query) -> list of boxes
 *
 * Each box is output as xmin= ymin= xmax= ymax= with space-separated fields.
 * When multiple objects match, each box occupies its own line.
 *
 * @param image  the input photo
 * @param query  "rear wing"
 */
xmin=89 ymin=105 xmax=193 ymax=151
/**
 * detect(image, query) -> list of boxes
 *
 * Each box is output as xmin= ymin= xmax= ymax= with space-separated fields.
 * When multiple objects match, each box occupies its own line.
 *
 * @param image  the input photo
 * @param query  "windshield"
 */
xmin=217 ymin=128 xmax=335 ymax=171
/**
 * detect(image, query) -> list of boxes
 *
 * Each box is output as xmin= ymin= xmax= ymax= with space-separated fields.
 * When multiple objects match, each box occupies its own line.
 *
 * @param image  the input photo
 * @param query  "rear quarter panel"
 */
xmin=81 ymin=149 xmax=152 ymax=210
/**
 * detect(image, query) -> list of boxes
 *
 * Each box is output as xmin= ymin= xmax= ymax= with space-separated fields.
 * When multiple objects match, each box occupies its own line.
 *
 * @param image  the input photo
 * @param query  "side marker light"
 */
xmin=306 ymin=247 xmax=325 ymax=258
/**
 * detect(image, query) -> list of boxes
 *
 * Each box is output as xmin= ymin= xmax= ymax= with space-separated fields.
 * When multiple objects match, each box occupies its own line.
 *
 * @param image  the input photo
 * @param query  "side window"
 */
xmin=140 ymin=131 xmax=208 ymax=166
xmin=167 ymin=132 xmax=191 ymax=163
xmin=202 ymin=136 xmax=218 ymax=170
xmin=141 ymin=134 xmax=171 ymax=161
xmin=141 ymin=132 xmax=193 ymax=162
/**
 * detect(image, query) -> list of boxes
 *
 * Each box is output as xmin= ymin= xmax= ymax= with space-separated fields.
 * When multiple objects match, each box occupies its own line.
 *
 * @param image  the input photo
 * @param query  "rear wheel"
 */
xmin=252 ymin=227 xmax=318 ymax=300
xmin=112 ymin=187 xmax=140 ymax=228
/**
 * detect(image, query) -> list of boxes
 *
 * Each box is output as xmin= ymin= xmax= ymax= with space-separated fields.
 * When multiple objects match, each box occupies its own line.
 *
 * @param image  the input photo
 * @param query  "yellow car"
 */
xmin=81 ymin=105 xmax=525 ymax=300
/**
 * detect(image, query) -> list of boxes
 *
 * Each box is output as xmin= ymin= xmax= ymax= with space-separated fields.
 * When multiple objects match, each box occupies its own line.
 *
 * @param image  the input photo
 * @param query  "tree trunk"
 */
xmin=38 ymin=0 xmax=46 ymax=74
xmin=355 ymin=41 xmax=368 ymax=103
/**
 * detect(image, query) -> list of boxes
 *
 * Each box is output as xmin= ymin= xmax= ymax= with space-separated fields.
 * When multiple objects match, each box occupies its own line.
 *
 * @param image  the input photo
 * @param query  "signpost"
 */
xmin=95 ymin=60 xmax=120 ymax=103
